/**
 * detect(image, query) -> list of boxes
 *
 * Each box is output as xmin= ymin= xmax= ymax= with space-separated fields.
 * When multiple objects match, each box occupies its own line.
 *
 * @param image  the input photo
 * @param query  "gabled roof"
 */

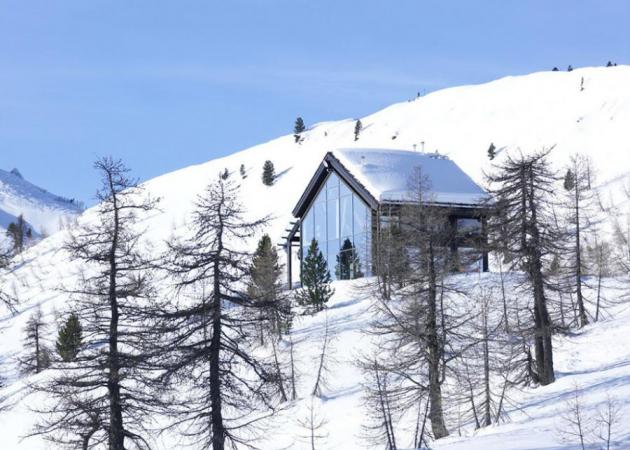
xmin=292 ymin=148 xmax=488 ymax=218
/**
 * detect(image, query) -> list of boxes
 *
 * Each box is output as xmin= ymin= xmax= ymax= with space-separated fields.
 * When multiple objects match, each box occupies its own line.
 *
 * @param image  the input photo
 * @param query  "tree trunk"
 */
xmin=482 ymin=303 xmax=492 ymax=427
xmin=574 ymin=186 xmax=588 ymax=327
xmin=528 ymin=168 xmax=555 ymax=385
xmin=108 ymin=185 xmax=125 ymax=450
xmin=426 ymin=241 xmax=449 ymax=439
xmin=34 ymin=322 xmax=41 ymax=373
xmin=595 ymin=268 xmax=602 ymax=322
xmin=210 ymin=259 xmax=225 ymax=450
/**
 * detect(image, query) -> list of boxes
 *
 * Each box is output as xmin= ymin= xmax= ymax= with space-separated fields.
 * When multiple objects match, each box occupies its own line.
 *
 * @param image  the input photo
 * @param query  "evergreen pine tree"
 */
xmin=563 ymin=169 xmax=575 ymax=191
xmin=56 ymin=313 xmax=83 ymax=362
xmin=354 ymin=119 xmax=363 ymax=141
xmin=248 ymin=234 xmax=291 ymax=341
xmin=552 ymin=67 xmax=559 ymax=71
xmin=240 ymin=163 xmax=247 ymax=178
xmin=296 ymin=239 xmax=334 ymax=313
xmin=262 ymin=160 xmax=276 ymax=186
xmin=294 ymin=117 xmax=305 ymax=143
xmin=221 ymin=168 xmax=229 ymax=180
xmin=567 ymin=65 xmax=573 ymax=72
xmin=487 ymin=143 xmax=496 ymax=160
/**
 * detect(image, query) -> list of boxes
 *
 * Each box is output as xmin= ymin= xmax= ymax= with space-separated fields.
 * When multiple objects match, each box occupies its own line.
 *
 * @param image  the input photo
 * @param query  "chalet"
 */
xmin=283 ymin=148 xmax=489 ymax=288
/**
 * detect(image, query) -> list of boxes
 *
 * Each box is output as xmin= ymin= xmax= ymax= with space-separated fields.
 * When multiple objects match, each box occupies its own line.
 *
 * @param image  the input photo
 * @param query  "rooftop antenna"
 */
xmin=413 ymin=144 xmax=417 ymax=152
xmin=421 ymin=141 xmax=425 ymax=153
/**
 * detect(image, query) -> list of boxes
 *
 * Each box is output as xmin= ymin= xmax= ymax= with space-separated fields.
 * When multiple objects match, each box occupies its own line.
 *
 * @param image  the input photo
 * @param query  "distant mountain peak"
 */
xmin=0 ymin=167 xmax=82 ymax=237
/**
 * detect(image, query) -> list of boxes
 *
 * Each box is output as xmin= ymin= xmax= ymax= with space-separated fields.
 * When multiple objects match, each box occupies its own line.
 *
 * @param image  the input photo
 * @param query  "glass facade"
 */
xmin=301 ymin=172 xmax=372 ymax=280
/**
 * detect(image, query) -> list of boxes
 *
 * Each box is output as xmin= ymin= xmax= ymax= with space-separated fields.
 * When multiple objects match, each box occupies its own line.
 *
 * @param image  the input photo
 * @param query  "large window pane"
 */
xmin=340 ymin=195 xmax=352 ymax=240
xmin=365 ymin=225 xmax=372 ymax=276
xmin=302 ymin=210 xmax=313 ymax=249
xmin=328 ymin=239 xmax=340 ymax=280
xmin=353 ymin=232 xmax=366 ymax=278
xmin=353 ymin=195 xmax=368 ymax=236
xmin=314 ymin=202 xmax=327 ymax=248
xmin=301 ymin=171 xmax=375 ymax=283
xmin=340 ymin=179 xmax=352 ymax=198
xmin=326 ymin=172 xmax=339 ymax=200
xmin=314 ymin=184 xmax=326 ymax=205
xmin=327 ymin=199 xmax=339 ymax=241
xmin=457 ymin=218 xmax=481 ymax=238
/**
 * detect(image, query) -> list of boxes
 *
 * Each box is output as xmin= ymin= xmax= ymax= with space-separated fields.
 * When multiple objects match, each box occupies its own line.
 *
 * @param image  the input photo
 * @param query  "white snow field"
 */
xmin=2 ymin=65 xmax=630 ymax=449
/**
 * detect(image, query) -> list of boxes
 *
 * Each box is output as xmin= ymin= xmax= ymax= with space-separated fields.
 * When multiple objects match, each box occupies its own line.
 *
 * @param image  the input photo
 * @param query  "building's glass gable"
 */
xmin=301 ymin=172 xmax=372 ymax=280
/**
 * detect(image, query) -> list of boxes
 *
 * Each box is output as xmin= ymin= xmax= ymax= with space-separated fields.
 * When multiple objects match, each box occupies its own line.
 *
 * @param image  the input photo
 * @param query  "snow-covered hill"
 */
xmin=2 ymin=65 xmax=630 ymax=449
xmin=0 ymin=168 xmax=83 ymax=238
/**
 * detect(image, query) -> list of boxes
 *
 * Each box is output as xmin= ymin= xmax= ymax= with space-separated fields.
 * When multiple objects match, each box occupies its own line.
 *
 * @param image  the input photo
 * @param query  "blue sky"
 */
xmin=1 ymin=0 xmax=629 ymax=204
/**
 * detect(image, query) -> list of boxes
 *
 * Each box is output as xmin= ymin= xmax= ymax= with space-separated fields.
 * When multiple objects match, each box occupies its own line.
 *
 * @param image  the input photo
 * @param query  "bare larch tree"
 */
xmin=19 ymin=305 xmax=51 ymax=374
xmin=368 ymin=167 xmax=462 ymax=440
xmin=30 ymin=157 xmax=164 ymax=450
xmin=162 ymin=176 xmax=281 ymax=450
xmin=485 ymin=149 xmax=562 ymax=385
xmin=562 ymin=154 xmax=597 ymax=327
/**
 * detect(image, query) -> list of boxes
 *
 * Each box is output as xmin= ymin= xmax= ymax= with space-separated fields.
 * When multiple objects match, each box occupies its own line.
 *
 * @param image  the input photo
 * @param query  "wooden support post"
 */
xmin=449 ymin=215 xmax=459 ymax=272
xmin=286 ymin=242 xmax=292 ymax=289
xmin=481 ymin=216 xmax=489 ymax=272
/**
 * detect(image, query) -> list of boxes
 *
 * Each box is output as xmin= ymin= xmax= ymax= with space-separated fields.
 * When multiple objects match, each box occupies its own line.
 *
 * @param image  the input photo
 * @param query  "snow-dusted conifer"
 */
xmin=55 ymin=313 xmax=82 ymax=362
xmin=488 ymin=142 xmax=496 ymax=160
xmin=354 ymin=119 xmax=363 ymax=141
xmin=262 ymin=160 xmax=276 ymax=186
xmin=295 ymin=239 xmax=333 ymax=313
xmin=294 ymin=116 xmax=305 ymax=143
xmin=248 ymin=234 xmax=291 ymax=343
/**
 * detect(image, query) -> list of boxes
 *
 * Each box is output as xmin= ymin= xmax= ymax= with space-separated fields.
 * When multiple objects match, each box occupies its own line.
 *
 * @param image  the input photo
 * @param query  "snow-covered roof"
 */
xmin=331 ymin=148 xmax=488 ymax=206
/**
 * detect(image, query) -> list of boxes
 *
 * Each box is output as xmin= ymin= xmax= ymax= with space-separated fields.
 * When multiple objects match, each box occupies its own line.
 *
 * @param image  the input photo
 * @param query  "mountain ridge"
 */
xmin=0 ymin=167 xmax=83 ymax=239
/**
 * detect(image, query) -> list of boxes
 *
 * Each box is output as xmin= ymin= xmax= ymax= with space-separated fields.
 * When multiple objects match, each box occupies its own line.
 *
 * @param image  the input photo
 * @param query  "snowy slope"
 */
xmin=0 ymin=168 xmax=83 ymax=238
xmin=1 ymin=65 xmax=630 ymax=449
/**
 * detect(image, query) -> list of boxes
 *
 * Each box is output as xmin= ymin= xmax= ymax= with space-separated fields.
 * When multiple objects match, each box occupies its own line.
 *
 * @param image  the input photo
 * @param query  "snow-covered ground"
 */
xmin=2 ymin=65 xmax=630 ymax=448
xmin=2 ymin=275 xmax=630 ymax=449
